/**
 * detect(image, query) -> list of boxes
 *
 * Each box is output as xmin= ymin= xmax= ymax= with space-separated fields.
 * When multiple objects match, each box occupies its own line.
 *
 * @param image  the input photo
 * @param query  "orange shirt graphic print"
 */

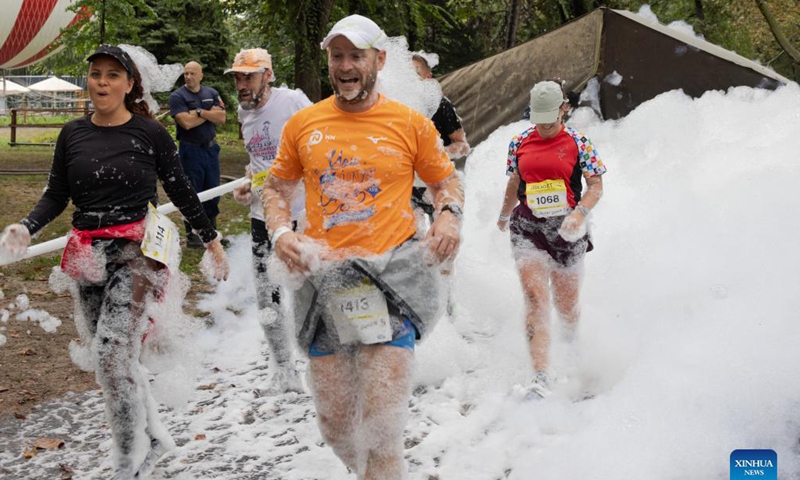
xmin=319 ymin=149 xmax=381 ymax=230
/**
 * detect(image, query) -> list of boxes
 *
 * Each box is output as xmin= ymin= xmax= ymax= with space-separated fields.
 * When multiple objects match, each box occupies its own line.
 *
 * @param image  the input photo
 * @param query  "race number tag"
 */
xmin=526 ymin=179 xmax=570 ymax=218
xmin=141 ymin=203 xmax=179 ymax=267
xmin=251 ymin=169 xmax=270 ymax=196
xmin=329 ymin=279 xmax=392 ymax=345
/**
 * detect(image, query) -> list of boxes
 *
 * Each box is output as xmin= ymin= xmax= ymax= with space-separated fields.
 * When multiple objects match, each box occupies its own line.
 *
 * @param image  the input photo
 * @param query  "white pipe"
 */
xmin=0 ymin=177 xmax=249 ymax=266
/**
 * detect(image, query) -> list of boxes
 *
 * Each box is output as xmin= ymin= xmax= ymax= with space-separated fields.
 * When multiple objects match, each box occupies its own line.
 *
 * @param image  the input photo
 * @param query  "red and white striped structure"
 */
xmin=1 ymin=0 xmax=88 ymax=70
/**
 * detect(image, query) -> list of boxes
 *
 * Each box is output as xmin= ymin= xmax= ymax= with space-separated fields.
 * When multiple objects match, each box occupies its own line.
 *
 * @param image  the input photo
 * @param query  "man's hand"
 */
xmin=424 ymin=211 xmax=461 ymax=264
xmin=233 ymin=181 xmax=253 ymax=205
xmin=274 ymin=231 xmax=322 ymax=274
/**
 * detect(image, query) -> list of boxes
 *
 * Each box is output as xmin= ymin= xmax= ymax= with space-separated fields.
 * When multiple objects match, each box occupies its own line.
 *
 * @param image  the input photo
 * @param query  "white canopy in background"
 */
xmin=27 ymin=76 xmax=82 ymax=92
xmin=0 ymin=78 xmax=29 ymax=95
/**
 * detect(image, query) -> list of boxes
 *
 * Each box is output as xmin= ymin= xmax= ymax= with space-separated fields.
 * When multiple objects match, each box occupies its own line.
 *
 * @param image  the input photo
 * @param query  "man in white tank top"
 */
xmin=226 ymin=48 xmax=312 ymax=395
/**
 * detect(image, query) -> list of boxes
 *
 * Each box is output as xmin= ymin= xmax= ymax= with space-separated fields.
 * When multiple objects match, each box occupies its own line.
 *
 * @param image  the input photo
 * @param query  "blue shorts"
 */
xmin=308 ymin=317 xmax=417 ymax=357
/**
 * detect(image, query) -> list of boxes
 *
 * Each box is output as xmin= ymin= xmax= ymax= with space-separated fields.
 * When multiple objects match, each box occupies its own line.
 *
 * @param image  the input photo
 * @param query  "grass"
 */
xmin=170 ymin=194 xmax=251 ymax=277
xmin=0 ymin=113 xmax=80 ymax=127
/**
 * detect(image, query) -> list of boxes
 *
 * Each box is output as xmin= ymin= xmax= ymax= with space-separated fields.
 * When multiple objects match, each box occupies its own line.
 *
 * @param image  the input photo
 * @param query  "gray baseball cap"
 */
xmin=529 ymin=81 xmax=564 ymax=124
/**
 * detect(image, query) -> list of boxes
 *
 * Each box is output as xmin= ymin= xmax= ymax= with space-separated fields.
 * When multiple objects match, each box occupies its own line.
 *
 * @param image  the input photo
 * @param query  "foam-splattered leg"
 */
xmin=93 ymin=265 xmax=150 ymax=476
xmin=95 ymin=253 xmax=166 ymax=477
xmin=252 ymin=231 xmax=301 ymax=394
xmin=358 ymin=345 xmax=414 ymax=480
xmin=309 ymin=352 xmax=363 ymax=474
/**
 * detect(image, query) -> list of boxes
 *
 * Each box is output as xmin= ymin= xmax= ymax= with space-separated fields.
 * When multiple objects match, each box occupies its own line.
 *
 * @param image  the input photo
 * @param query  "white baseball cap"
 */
xmin=529 ymin=81 xmax=565 ymax=124
xmin=320 ymin=14 xmax=387 ymax=50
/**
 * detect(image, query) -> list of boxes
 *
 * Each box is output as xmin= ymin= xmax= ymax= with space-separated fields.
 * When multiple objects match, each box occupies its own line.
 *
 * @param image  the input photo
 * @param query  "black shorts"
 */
xmin=411 ymin=186 xmax=435 ymax=216
xmin=509 ymin=203 xmax=593 ymax=268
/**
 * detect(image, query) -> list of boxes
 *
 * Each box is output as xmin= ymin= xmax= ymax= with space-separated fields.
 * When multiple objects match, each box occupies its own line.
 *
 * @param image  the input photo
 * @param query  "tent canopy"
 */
xmin=440 ymin=8 xmax=789 ymax=147
xmin=28 ymin=75 xmax=82 ymax=92
xmin=0 ymin=78 xmax=30 ymax=95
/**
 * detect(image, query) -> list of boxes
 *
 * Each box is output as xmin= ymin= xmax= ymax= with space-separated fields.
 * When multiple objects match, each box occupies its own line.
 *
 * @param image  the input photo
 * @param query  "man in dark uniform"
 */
xmin=169 ymin=61 xmax=227 ymax=247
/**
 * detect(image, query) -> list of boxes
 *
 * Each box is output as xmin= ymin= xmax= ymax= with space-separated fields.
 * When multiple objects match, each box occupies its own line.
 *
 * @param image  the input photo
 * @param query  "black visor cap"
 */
xmin=86 ymin=45 xmax=134 ymax=77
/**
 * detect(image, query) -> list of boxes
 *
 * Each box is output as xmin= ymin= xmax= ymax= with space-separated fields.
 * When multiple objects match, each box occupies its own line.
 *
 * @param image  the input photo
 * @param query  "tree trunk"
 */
xmin=694 ymin=0 xmax=705 ymax=21
xmin=505 ymin=0 xmax=521 ymax=49
xmin=570 ymin=0 xmax=591 ymax=17
xmin=99 ymin=0 xmax=106 ymax=45
xmin=755 ymin=0 xmax=800 ymax=65
xmin=294 ymin=0 xmax=335 ymax=102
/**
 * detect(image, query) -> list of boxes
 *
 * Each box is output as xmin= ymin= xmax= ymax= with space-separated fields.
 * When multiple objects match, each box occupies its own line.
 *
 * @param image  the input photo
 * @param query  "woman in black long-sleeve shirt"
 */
xmin=0 ymin=45 xmax=229 ymax=478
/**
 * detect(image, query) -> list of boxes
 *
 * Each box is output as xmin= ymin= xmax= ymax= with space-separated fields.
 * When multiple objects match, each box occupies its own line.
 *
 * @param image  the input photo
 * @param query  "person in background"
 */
xmin=168 ymin=61 xmax=227 ymax=248
xmin=497 ymin=80 xmax=606 ymax=400
xmin=226 ymin=48 xmax=312 ymax=394
xmin=522 ymin=78 xmax=579 ymax=121
xmin=411 ymin=53 xmax=471 ymax=314
xmin=262 ymin=14 xmax=464 ymax=480
xmin=0 ymin=45 xmax=229 ymax=478
xmin=411 ymin=53 xmax=470 ymax=160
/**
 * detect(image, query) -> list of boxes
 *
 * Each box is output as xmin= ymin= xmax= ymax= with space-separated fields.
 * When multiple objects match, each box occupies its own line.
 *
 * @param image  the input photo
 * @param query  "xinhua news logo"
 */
xmin=730 ymin=449 xmax=777 ymax=480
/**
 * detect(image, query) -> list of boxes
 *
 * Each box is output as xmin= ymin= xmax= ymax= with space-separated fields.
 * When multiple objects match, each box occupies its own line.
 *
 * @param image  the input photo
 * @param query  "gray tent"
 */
xmin=440 ymin=7 xmax=790 ymax=146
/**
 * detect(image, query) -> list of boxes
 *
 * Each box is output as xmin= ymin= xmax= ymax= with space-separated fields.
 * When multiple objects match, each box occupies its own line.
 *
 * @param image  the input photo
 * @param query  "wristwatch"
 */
xmin=440 ymin=204 xmax=463 ymax=219
xmin=196 ymin=108 xmax=202 ymax=116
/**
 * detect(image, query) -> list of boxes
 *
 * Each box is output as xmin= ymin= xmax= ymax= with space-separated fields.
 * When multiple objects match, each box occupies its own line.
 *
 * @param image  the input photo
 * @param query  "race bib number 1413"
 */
xmin=329 ymin=279 xmax=392 ymax=345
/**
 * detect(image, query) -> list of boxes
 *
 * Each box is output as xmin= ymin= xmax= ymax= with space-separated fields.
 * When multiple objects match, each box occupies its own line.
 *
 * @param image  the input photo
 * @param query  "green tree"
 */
xmin=117 ymin=0 xmax=235 ymax=100
xmin=224 ymin=0 xmax=335 ymax=101
xmin=31 ymin=0 xmax=156 ymax=76
xmin=37 ymin=0 xmax=235 ymax=100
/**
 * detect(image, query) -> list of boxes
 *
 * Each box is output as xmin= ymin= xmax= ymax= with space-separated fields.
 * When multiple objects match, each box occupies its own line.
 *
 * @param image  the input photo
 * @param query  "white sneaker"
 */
xmin=134 ymin=437 xmax=173 ymax=479
xmin=256 ymin=366 xmax=304 ymax=396
xmin=111 ymin=471 xmax=135 ymax=480
xmin=522 ymin=371 xmax=553 ymax=401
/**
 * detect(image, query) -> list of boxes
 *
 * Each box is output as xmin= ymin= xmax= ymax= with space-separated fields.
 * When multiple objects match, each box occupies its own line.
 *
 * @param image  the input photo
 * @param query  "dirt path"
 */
xmin=0 ymin=276 xmax=96 ymax=419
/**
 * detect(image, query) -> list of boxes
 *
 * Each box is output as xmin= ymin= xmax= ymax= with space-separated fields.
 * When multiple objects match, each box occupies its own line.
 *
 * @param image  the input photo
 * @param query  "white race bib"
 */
xmin=141 ymin=203 xmax=179 ymax=268
xmin=329 ymin=279 xmax=392 ymax=345
xmin=526 ymin=179 xmax=570 ymax=218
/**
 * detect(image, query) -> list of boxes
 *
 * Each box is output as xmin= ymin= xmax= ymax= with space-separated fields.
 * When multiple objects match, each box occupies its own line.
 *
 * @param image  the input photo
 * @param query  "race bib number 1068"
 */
xmin=526 ymin=179 xmax=570 ymax=218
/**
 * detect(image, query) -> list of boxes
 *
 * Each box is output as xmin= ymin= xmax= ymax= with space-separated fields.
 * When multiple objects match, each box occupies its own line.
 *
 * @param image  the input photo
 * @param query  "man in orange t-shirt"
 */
xmin=262 ymin=14 xmax=464 ymax=480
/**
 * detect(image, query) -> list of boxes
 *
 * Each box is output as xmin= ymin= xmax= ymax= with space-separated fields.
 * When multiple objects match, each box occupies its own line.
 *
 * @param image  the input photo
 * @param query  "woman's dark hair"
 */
xmin=125 ymin=62 xmax=153 ymax=119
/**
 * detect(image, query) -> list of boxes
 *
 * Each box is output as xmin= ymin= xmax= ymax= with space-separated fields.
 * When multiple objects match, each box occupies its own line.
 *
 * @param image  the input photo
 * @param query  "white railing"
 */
xmin=0 ymin=177 xmax=249 ymax=267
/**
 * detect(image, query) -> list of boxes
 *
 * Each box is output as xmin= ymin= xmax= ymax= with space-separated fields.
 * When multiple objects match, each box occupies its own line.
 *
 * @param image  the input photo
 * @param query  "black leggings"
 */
xmin=77 ymin=239 xmax=166 ymax=474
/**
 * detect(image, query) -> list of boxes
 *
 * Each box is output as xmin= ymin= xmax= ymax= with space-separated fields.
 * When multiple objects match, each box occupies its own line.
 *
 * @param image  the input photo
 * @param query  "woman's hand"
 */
xmin=558 ymin=210 xmax=587 ymax=242
xmin=0 ymin=224 xmax=31 ymax=263
xmin=497 ymin=217 xmax=509 ymax=232
xmin=201 ymin=237 xmax=229 ymax=281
